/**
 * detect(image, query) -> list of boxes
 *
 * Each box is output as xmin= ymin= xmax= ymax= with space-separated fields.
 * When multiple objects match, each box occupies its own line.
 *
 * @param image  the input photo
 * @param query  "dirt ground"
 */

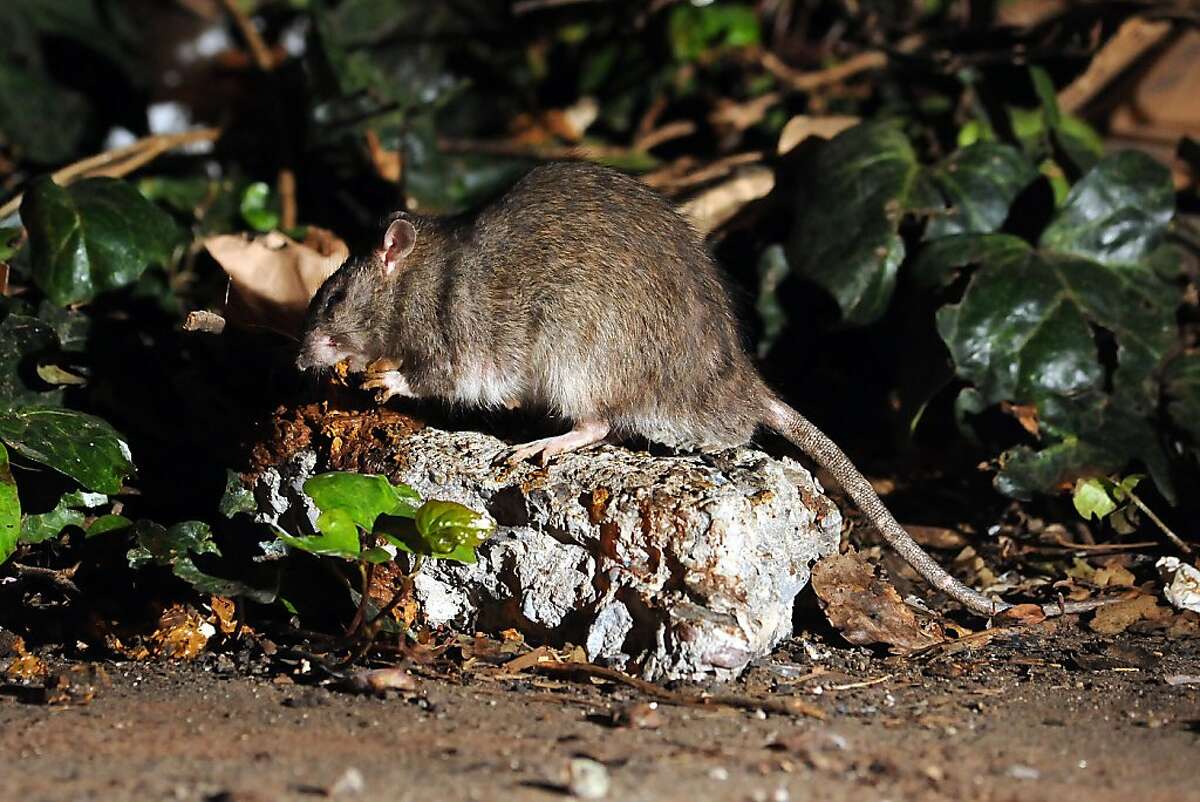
xmin=2 ymin=622 xmax=1198 ymax=802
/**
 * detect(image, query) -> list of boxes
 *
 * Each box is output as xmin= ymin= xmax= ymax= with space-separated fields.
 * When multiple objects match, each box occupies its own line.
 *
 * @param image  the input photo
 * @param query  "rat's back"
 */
xmin=460 ymin=162 xmax=766 ymax=448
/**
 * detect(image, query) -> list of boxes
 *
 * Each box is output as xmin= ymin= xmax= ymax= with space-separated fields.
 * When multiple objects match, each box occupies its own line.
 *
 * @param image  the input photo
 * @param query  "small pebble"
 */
xmin=567 ymin=758 xmax=609 ymax=799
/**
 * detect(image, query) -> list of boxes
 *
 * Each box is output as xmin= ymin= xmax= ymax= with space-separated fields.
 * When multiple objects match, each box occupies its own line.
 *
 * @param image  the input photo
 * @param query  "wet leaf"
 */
xmin=239 ymin=182 xmax=280 ymax=233
xmin=0 ymin=408 xmax=133 ymax=494
xmin=219 ymin=470 xmax=256 ymax=518
xmin=925 ymin=143 xmax=1038 ymax=239
xmin=85 ymin=514 xmax=132 ymax=537
xmin=129 ymin=520 xmax=275 ymax=604
xmin=910 ymin=233 xmax=1030 ymax=290
xmin=0 ymin=314 xmax=62 ymax=408
xmin=414 ymin=499 xmax=496 ymax=555
xmin=304 ymin=472 xmax=422 ymax=531
xmin=0 ymin=443 xmax=18 ymax=565
xmin=1073 ymin=478 xmax=1116 ymax=521
xmin=21 ymin=176 xmax=185 ymax=306
xmin=20 ymin=490 xmax=106 ymax=544
xmin=1040 ymin=151 xmax=1174 ymax=266
xmin=788 ymin=120 xmax=927 ymax=325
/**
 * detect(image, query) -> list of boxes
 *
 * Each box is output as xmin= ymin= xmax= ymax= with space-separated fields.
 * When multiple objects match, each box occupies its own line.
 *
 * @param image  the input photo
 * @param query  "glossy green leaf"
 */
xmin=788 ymin=120 xmax=929 ymax=325
xmin=925 ymin=143 xmax=1038 ymax=239
xmin=277 ymin=513 xmax=362 ymax=559
xmin=1040 ymin=151 xmax=1174 ymax=266
xmin=129 ymin=519 xmax=275 ymax=603
xmin=21 ymin=176 xmax=185 ymax=306
xmin=0 ymin=408 xmax=134 ymax=494
xmin=755 ymin=244 xmax=790 ymax=358
xmin=910 ymin=233 xmax=1030 ymax=289
xmin=20 ymin=490 xmax=106 ymax=544
xmin=85 ymin=514 xmax=132 ymax=537
xmin=0 ymin=443 xmax=18 ymax=565
xmin=1073 ymin=477 xmax=1116 ymax=521
xmin=994 ymin=439 xmax=1120 ymax=500
xmin=0 ymin=227 xmax=23 ymax=261
xmin=416 ymin=500 xmax=494 ymax=551
xmin=0 ymin=314 xmax=63 ymax=408
xmin=304 ymin=472 xmax=421 ymax=531
xmin=219 ymin=470 xmax=257 ymax=518
xmin=239 ymin=182 xmax=280 ymax=232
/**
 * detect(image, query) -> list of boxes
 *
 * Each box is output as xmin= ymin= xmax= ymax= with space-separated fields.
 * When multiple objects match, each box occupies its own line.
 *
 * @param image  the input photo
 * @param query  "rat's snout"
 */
xmin=296 ymin=333 xmax=341 ymax=371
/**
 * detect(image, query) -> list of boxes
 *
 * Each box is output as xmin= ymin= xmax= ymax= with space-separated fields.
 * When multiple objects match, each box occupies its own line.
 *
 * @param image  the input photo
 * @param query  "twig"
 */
xmin=530 ymin=660 xmax=826 ymax=719
xmin=8 ymin=562 xmax=80 ymax=595
xmin=1125 ymin=487 xmax=1193 ymax=555
xmin=1058 ymin=17 xmax=1173 ymax=114
xmin=761 ymin=50 xmax=887 ymax=92
xmin=217 ymin=0 xmax=274 ymax=70
xmin=828 ymin=673 xmax=893 ymax=691
xmin=632 ymin=121 xmax=697 ymax=153
xmin=0 ymin=128 xmax=222 ymax=220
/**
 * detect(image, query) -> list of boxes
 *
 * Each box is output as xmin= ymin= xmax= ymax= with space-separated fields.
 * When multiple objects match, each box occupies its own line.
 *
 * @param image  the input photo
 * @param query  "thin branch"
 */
xmin=761 ymin=50 xmax=887 ymax=92
xmin=0 ymin=128 xmax=222 ymax=220
xmin=1058 ymin=16 xmax=1173 ymax=114
xmin=1125 ymin=488 xmax=1193 ymax=555
xmin=217 ymin=0 xmax=274 ymax=70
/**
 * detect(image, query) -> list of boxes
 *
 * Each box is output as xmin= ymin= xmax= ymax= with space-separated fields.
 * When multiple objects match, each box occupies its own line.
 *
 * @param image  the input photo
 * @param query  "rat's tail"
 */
xmin=765 ymin=398 xmax=1107 ymax=619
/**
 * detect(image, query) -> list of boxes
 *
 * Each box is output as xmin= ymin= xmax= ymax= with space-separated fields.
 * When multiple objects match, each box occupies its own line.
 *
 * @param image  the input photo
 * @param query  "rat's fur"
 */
xmin=299 ymin=162 xmax=1102 ymax=620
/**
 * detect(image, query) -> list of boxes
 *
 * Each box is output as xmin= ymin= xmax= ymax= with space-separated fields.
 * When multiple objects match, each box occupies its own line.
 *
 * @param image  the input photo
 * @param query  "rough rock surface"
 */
xmin=252 ymin=421 xmax=842 ymax=681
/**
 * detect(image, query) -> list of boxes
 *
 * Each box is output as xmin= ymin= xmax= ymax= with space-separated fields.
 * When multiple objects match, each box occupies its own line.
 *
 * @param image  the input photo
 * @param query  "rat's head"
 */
xmin=296 ymin=214 xmax=417 ymax=372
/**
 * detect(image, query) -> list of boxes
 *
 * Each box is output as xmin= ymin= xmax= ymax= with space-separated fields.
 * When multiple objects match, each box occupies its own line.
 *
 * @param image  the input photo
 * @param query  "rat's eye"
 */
xmin=325 ymin=288 xmax=347 ymax=309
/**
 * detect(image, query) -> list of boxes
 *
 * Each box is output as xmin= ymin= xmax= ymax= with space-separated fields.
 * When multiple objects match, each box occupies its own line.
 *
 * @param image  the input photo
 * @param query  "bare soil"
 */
xmin=2 ymin=623 xmax=1198 ymax=802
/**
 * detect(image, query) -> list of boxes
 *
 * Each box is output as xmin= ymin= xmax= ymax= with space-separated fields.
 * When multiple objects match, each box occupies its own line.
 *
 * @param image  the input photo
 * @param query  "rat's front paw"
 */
xmin=361 ymin=369 xmax=414 ymax=404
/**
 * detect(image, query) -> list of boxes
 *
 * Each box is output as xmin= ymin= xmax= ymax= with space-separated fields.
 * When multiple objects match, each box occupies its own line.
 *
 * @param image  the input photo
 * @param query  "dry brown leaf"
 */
xmin=4 ymin=652 xmax=49 ymax=682
xmin=205 ymin=226 xmax=348 ymax=337
xmin=149 ymin=603 xmax=212 ymax=659
xmin=994 ymin=603 xmax=1047 ymax=627
xmin=777 ymin=114 xmax=860 ymax=155
xmin=1089 ymin=594 xmax=1163 ymax=635
xmin=1001 ymin=401 xmax=1041 ymax=437
xmin=810 ymin=549 xmax=945 ymax=653
xmin=679 ymin=166 xmax=774 ymax=234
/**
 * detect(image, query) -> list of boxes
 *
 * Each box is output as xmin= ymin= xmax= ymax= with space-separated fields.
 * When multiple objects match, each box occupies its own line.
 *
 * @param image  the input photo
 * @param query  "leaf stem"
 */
xmin=1126 ymin=488 xmax=1193 ymax=555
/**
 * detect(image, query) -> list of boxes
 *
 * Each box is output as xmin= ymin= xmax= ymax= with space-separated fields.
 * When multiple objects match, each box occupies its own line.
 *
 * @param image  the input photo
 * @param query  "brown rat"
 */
xmin=298 ymin=161 xmax=1097 ymax=620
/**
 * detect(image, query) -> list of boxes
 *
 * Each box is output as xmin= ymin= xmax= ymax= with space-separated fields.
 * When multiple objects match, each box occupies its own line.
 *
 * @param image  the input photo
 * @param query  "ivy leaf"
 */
xmin=86 ymin=514 xmax=132 ymax=537
xmin=275 ymin=514 xmax=362 ymax=559
xmin=21 ymin=176 xmax=185 ymax=306
xmin=129 ymin=520 xmax=275 ymax=604
xmin=415 ymin=500 xmax=495 ymax=554
xmin=303 ymin=472 xmax=421 ymax=532
xmin=0 ymin=314 xmax=62 ymax=408
xmin=20 ymin=489 xmax=106 ymax=544
xmin=239 ymin=182 xmax=280 ymax=233
xmin=788 ymin=120 xmax=928 ymax=325
xmin=925 ymin=143 xmax=1038 ymax=239
xmin=1073 ymin=477 xmax=1116 ymax=521
xmin=219 ymin=470 xmax=256 ymax=518
xmin=0 ymin=443 xmax=19 ymax=565
xmin=1040 ymin=151 xmax=1174 ymax=266
xmin=910 ymin=233 xmax=1030 ymax=290
xmin=0 ymin=408 xmax=134 ymax=494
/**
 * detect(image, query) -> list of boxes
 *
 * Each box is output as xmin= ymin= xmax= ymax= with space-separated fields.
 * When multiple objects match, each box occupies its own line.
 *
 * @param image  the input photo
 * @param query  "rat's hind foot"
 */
xmin=505 ymin=419 xmax=610 ymax=466
xmin=361 ymin=369 xmax=414 ymax=404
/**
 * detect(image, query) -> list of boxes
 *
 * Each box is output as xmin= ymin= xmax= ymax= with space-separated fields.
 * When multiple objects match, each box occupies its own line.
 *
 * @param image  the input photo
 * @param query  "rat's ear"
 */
xmin=381 ymin=217 xmax=417 ymax=276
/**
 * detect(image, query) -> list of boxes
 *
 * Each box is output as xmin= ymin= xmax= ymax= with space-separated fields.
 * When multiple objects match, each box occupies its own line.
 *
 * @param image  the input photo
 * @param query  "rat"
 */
xmin=297 ymin=161 xmax=1100 ymax=620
